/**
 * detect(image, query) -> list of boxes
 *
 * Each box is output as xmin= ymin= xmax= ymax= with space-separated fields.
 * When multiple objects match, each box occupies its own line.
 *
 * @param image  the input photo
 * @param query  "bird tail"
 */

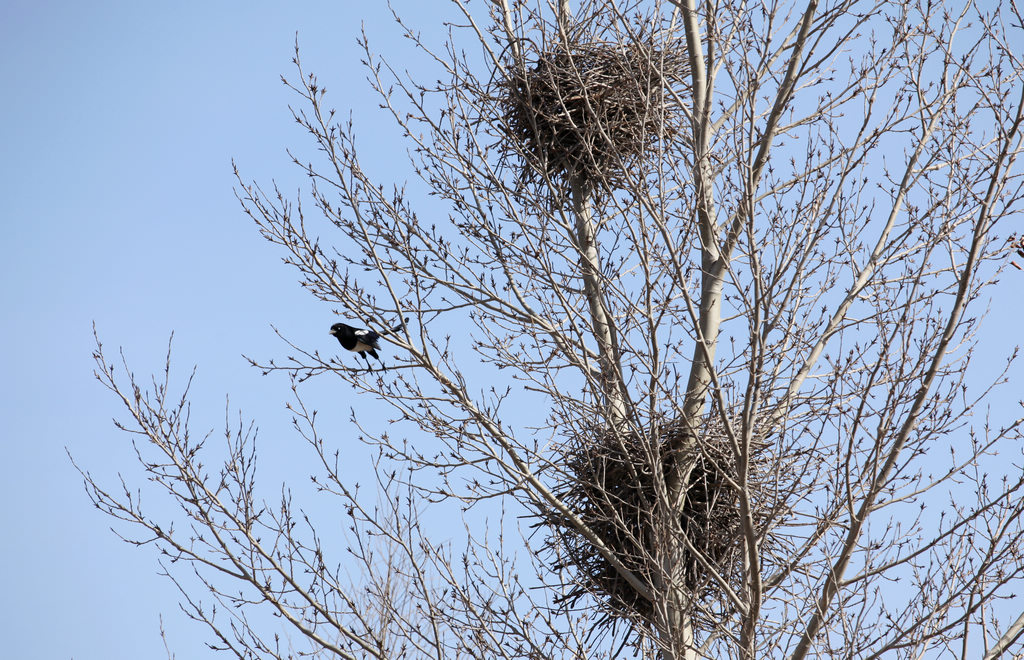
xmin=382 ymin=317 xmax=408 ymax=336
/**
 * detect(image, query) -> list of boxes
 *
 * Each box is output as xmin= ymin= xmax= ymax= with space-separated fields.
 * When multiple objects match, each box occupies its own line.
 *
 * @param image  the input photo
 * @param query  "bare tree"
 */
xmin=79 ymin=0 xmax=1024 ymax=658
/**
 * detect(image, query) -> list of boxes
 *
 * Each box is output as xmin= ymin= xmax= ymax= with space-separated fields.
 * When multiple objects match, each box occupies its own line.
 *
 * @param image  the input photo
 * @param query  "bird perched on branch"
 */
xmin=330 ymin=318 xmax=406 ymax=369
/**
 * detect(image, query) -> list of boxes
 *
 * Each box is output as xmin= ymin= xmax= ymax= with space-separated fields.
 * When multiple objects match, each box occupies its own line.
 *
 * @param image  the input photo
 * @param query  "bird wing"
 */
xmin=353 ymin=328 xmax=381 ymax=348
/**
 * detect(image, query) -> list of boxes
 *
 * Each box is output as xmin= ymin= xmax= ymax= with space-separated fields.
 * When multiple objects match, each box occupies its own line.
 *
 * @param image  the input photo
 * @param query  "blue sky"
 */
xmin=3 ymin=2 xmax=1022 ymax=659
xmin=0 ymin=2 xmax=448 ymax=658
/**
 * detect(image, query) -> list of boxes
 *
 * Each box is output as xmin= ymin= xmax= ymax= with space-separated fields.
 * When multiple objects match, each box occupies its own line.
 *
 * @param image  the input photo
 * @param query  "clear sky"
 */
xmin=2 ymin=2 xmax=1022 ymax=659
xmin=0 ymin=2 xmax=446 ymax=658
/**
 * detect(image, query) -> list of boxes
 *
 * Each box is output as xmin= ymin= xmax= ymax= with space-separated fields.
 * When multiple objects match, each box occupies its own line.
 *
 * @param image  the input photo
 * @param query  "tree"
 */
xmin=79 ymin=0 xmax=1024 ymax=658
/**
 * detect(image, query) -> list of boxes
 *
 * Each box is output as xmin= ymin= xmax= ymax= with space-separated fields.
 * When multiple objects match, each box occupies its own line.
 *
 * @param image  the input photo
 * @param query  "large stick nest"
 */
xmin=542 ymin=418 xmax=774 ymax=633
xmin=500 ymin=39 xmax=688 ymax=190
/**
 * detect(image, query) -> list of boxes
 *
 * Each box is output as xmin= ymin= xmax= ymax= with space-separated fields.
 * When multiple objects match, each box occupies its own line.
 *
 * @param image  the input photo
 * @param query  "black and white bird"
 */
xmin=329 ymin=319 xmax=406 ymax=368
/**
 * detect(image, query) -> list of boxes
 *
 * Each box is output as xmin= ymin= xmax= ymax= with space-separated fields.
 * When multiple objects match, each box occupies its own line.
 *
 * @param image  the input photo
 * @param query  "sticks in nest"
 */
xmin=500 ymin=40 xmax=688 ymax=190
xmin=543 ymin=421 xmax=773 ymax=633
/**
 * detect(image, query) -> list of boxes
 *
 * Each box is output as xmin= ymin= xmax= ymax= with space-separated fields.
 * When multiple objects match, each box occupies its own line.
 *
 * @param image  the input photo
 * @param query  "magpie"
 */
xmin=330 ymin=318 xmax=406 ymax=368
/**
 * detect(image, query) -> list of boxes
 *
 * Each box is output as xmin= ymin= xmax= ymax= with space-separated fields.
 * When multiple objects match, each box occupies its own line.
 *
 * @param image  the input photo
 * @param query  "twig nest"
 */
xmin=543 ymin=419 xmax=770 ymax=632
xmin=501 ymin=39 xmax=687 ymax=190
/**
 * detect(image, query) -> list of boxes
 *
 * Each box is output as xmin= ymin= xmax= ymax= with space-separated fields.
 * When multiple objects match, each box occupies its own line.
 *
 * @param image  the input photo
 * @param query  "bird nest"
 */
xmin=542 ymin=419 xmax=771 ymax=632
xmin=499 ymin=39 xmax=687 ymax=191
